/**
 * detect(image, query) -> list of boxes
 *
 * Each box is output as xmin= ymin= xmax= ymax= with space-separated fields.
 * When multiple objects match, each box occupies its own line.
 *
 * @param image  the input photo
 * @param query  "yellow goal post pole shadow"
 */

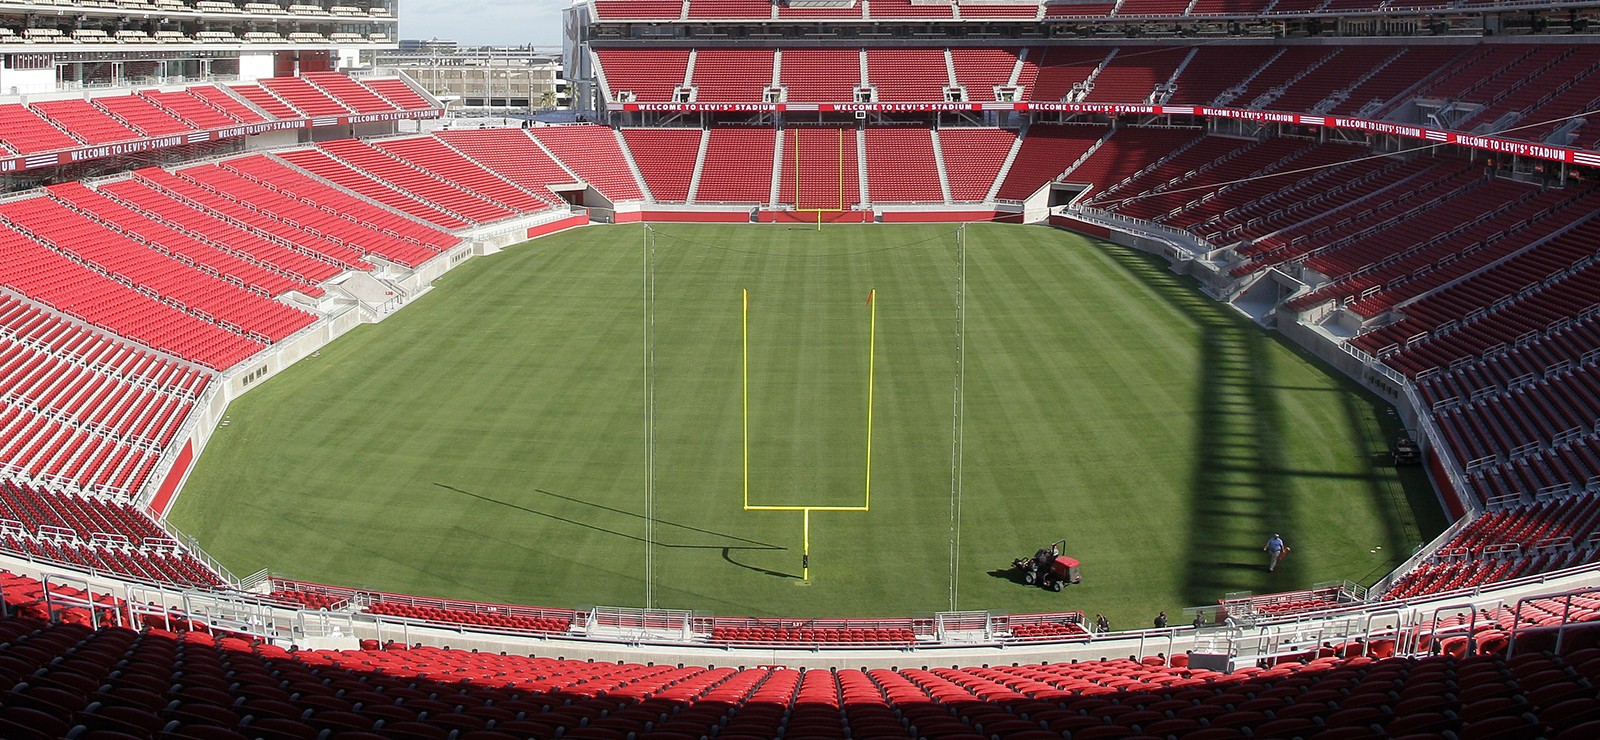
xmin=790 ymin=127 xmax=848 ymax=232
xmin=742 ymin=286 xmax=876 ymax=582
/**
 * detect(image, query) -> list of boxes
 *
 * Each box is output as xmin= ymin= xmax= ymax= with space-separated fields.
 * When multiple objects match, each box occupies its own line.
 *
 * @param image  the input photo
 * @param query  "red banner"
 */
xmin=613 ymin=100 xmax=1599 ymax=168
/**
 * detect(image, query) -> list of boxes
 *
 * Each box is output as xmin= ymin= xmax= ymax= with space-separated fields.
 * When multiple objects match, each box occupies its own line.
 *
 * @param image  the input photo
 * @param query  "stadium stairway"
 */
xmin=29 ymin=100 xmax=142 ymax=146
xmin=0 ymin=105 xmax=85 ymax=155
xmin=371 ymin=137 xmax=552 ymax=214
xmin=934 ymin=129 xmax=1016 ymax=203
xmin=226 ymin=82 xmax=301 ymax=120
xmin=315 ymin=139 xmax=512 ymax=226
xmin=92 ymin=96 xmax=195 ymax=138
xmin=0 ymin=192 xmax=317 ymax=344
xmin=215 ymin=155 xmax=460 ymax=253
xmin=301 ymin=72 xmax=398 ymax=115
xmin=927 ymin=130 xmax=956 ymax=203
xmin=361 ymin=78 xmax=439 ymax=112
xmin=45 ymin=181 xmax=322 ymax=300
xmin=0 ymin=212 xmax=266 ymax=371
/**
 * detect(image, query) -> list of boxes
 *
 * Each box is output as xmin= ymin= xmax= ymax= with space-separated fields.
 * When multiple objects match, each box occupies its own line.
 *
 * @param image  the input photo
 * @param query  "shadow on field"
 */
xmin=1097 ymin=244 xmax=1437 ymax=606
xmin=722 ymin=548 xmax=800 ymax=579
xmin=1340 ymin=389 xmax=1448 ymax=581
xmin=1098 ymin=247 xmax=1300 ymax=604
xmin=432 ymin=483 xmax=788 ymax=556
xmin=987 ymin=567 xmax=1029 ymax=586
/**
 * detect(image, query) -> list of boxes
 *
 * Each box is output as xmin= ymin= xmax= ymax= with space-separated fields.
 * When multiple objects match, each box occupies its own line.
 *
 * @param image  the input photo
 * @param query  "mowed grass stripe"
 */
xmin=170 ymin=224 xmax=1442 ymax=624
xmin=647 ymin=228 xmax=956 ymax=612
xmin=956 ymin=226 xmax=1201 ymax=619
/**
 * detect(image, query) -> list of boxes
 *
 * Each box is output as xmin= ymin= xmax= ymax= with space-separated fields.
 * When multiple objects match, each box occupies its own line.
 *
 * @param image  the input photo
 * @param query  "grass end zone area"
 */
xmin=169 ymin=223 xmax=1445 ymax=626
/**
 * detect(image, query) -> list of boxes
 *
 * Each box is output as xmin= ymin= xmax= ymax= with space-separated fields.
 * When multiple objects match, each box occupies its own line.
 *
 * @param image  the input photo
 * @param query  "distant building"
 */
xmin=0 ymin=0 xmax=399 ymax=96
xmin=378 ymin=46 xmax=568 ymax=112
xmin=398 ymin=38 xmax=461 ymax=55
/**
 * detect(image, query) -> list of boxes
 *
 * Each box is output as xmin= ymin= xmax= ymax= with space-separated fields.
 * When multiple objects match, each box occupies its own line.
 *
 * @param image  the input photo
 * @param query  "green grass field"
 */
xmin=170 ymin=223 xmax=1446 ymax=626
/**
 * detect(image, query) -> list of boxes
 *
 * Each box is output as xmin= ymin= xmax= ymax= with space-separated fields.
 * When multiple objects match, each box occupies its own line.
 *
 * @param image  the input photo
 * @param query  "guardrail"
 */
xmin=1368 ymin=514 xmax=1478 ymax=597
xmin=8 ymin=546 xmax=1600 ymax=662
xmin=1507 ymin=584 xmax=1600 ymax=658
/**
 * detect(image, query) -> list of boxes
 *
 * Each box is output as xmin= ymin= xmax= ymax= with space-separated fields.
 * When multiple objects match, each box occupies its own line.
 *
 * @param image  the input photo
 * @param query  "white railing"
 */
xmin=1507 ymin=584 xmax=1600 ymax=657
xmin=1067 ymin=205 xmax=1215 ymax=254
xmin=1402 ymin=378 xmax=1480 ymax=514
xmin=152 ymin=517 xmax=239 ymax=587
xmin=1368 ymin=514 xmax=1478 ymax=596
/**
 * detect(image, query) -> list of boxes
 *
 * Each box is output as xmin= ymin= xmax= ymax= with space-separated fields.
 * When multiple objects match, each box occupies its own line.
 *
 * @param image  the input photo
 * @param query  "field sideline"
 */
xmin=170 ymin=223 xmax=1444 ymax=625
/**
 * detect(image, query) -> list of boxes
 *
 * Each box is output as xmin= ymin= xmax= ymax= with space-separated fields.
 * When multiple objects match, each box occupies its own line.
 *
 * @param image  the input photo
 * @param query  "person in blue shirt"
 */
xmin=1264 ymin=534 xmax=1287 ymax=572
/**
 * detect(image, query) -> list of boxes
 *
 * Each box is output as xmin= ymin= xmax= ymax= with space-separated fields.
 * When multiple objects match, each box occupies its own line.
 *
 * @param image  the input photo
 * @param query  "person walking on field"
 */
xmin=1264 ymin=533 xmax=1288 ymax=572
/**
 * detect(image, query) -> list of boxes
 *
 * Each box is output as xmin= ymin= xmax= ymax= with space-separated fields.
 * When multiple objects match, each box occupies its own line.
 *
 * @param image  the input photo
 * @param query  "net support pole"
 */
xmin=643 ymin=225 xmax=656 ymax=609
xmin=742 ymin=288 xmax=749 ymax=509
xmin=948 ymin=225 xmax=967 ymax=612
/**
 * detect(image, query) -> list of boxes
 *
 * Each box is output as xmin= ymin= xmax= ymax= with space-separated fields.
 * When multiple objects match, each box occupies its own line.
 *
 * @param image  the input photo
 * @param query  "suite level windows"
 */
xmin=6 ymin=54 xmax=52 ymax=71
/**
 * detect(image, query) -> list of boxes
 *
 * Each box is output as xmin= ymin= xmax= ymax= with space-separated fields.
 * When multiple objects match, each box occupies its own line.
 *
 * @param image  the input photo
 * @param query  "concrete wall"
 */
xmin=1278 ymin=319 xmax=1411 ymax=419
xmin=238 ymin=53 xmax=277 ymax=83
xmin=0 ymin=66 xmax=56 ymax=96
xmin=616 ymin=207 xmax=751 ymax=223
xmin=883 ymin=209 xmax=1003 ymax=223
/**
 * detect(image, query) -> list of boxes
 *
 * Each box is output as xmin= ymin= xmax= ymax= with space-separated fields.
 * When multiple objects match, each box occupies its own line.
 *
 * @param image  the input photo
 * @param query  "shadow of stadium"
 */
xmin=1094 ymin=243 xmax=1420 ymax=606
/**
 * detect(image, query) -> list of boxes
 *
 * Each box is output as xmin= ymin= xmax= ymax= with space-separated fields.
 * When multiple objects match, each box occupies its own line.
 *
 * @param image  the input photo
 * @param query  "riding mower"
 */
xmin=1012 ymin=540 xmax=1081 ymax=591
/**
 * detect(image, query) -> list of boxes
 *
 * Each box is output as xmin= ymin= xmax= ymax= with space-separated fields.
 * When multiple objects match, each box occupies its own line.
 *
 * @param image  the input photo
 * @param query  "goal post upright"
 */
xmin=865 ymin=287 xmax=877 ymax=512
xmin=791 ymin=126 xmax=848 ymax=231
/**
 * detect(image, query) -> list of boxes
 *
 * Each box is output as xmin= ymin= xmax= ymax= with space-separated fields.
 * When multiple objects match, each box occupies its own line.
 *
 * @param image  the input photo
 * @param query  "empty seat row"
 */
xmin=0 ymin=576 xmax=1599 ymax=740
xmin=0 ymin=76 xmax=432 ymax=159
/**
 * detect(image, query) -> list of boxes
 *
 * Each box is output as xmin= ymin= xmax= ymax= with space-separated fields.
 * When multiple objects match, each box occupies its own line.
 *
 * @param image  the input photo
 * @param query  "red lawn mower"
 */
xmin=1013 ymin=540 xmax=1081 ymax=591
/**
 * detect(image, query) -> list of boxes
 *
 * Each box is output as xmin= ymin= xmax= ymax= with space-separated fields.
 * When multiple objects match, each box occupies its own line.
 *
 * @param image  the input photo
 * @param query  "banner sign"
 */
xmin=613 ymin=100 xmax=1596 ymax=167
xmin=0 ymin=107 xmax=443 ymax=174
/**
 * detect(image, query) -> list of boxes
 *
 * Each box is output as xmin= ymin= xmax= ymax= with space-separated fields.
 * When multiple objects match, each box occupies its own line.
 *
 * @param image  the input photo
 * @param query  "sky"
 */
xmin=399 ymin=0 xmax=573 ymax=47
